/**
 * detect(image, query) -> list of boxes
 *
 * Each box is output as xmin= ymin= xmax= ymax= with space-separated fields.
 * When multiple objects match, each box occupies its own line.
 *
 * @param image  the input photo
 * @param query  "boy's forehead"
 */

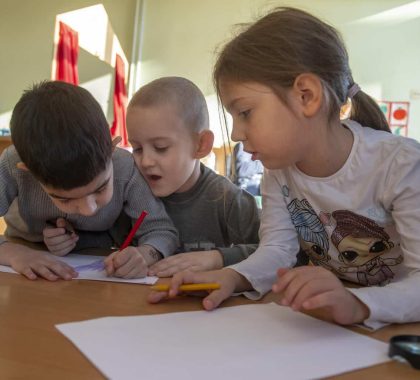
xmin=127 ymin=104 xmax=190 ymax=136
xmin=42 ymin=162 xmax=113 ymax=199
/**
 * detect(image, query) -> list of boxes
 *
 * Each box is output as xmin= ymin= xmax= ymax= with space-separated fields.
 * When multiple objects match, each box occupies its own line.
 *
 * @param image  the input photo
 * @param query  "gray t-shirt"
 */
xmin=161 ymin=163 xmax=260 ymax=266
xmin=0 ymin=146 xmax=178 ymax=255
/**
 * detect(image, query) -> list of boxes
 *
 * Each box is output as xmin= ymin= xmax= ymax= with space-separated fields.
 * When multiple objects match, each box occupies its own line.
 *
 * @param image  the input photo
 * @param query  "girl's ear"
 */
xmin=292 ymin=73 xmax=323 ymax=117
xmin=194 ymin=130 xmax=214 ymax=159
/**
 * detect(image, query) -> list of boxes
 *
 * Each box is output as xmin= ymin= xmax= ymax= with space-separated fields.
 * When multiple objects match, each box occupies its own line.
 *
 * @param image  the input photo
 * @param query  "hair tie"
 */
xmin=347 ymin=83 xmax=361 ymax=99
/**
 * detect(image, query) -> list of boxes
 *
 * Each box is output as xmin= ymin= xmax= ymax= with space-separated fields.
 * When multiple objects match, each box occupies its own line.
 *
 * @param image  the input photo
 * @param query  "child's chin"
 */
xmin=151 ymin=188 xmax=171 ymax=198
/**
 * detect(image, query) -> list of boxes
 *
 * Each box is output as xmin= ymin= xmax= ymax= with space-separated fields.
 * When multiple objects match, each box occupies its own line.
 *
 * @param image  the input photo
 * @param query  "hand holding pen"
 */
xmin=104 ymin=211 xmax=156 ymax=279
xmin=43 ymin=217 xmax=79 ymax=256
xmin=148 ymin=268 xmax=249 ymax=310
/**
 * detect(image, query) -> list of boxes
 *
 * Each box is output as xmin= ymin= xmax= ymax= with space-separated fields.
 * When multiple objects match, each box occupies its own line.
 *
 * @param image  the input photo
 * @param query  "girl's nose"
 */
xmin=231 ymin=122 xmax=245 ymax=142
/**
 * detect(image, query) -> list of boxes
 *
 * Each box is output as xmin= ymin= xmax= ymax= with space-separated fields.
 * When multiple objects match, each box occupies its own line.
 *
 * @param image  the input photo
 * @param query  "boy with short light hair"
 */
xmin=126 ymin=77 xmax=259 ymax=277
xmin=0 ymin=81 xmax=178 ymax=281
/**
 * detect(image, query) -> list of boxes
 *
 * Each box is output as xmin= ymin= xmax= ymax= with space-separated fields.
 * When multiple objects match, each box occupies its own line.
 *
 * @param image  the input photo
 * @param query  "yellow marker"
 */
xmin=150 ymin=283 xmax=220 ymax=292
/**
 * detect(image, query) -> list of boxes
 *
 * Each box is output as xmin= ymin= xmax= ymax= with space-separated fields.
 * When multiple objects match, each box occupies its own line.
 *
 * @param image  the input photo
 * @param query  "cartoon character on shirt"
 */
xmin=331 ymin=210 xmax=402 ymax=286
xmin=287 ymin=197 xmax=333 ymax=270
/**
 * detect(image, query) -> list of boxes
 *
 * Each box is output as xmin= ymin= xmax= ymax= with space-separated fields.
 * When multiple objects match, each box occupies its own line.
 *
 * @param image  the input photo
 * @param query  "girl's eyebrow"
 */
xmin=226 ymin=97 xmax=245 ymax=112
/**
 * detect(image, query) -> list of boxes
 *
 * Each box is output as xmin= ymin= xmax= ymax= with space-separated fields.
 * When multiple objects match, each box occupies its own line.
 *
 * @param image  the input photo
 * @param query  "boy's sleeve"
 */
xmin=123 ymin=162 xmax=178 ymax=257
xmin=0 ymin=147 xmax=18 ymax=216
xmin=0 ymin=147 xmax=19 ymax=244
xmin=217 ymin=188 xmax=260 ymax=266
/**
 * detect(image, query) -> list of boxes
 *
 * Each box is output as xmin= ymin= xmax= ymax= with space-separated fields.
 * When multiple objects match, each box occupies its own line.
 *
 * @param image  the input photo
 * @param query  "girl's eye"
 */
xmin=155 ymin=146 xmax=168 ymax=152
xmin=239 ymin=109 xmax=251 ymax=118
xmin=132 ymin=147 xmax=143 ymax=154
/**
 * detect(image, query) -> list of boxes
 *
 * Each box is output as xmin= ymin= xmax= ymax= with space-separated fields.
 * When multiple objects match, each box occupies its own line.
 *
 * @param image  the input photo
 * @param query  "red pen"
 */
xmin=119 ymin=210 xmax=148 ymax=251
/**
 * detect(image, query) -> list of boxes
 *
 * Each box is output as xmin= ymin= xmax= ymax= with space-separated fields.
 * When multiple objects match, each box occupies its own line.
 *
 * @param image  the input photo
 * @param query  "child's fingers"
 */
xmin=277 ymin=267 xmax=289 ymax=277
xmin=113 ymin=251 xmax=147 ymax=278
xmin=272 ymin=268 xmax=298 ymax=293
xmin=43 ymin=227 xmax=68 ymax=239
xmin=302 ymin=290 xmax=337 ymax=310
xmin=104 ymin=256 xmax=115 ymax=276
xmin=112 ymin=251 xmax=131 ymax=268
xmin=115 ymin=261 xmax=147 ymax=278
xmin=168 ymin=270 xmax=207 ymax=297
xmin=49 ymin=261 xmax=78 ymax=280
xmin=21 ymin=267 xmax=37 ymax=280
xmin=154 ymin=261 xmax=194 ymax=278
xmin=32 ymin=264 xmax=59 ymax=281
xmin=48 ymin=239 xmax=78 ymax=256
xmin=125 ymin=266 xmax=147 ymax=279
xmin=152 ymin=268 xmax=175 ymax=278
xmin=149 ymin=257 xmax=175 ymax=273
xmin=288 ymin=277 xmax=334 ymax=311
xmin=147 ymin=290 xmax=168 ymax=303
xmin=277 ymin=267 xmax=333 ymax=306
xmin=56 ymin=218 xmax=74 ymax=233
xmin=202 ymin=287 xmax=232 ymax=310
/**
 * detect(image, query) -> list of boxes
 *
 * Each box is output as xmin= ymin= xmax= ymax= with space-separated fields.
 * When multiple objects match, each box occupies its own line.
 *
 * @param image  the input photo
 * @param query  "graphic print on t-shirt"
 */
xmin=282 ymin=185 xmax=403 ymax=286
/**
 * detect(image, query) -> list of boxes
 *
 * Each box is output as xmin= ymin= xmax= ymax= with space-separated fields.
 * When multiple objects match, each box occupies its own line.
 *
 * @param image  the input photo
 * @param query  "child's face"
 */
xmin=220 ymin=81 xmax=307 ymax=170
xmin=40 ymin=163 xmax=114 ymax=216
xmin=127 ymin=104 xmax=198 ymax=197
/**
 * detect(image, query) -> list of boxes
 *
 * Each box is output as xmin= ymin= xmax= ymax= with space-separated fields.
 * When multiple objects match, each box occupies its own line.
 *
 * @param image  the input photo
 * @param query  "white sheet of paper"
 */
xmin=56 ymin=303 xmax=389 ymax=380
xmin=0 ymin=253 xmax=158 ymax=285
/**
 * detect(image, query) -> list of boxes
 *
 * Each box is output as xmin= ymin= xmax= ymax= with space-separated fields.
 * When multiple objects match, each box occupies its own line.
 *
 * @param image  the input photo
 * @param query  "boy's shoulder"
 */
xmin=111 ymin=147 xmax=136 ymax=178
xmin=0 ymin=145 xmax=22 ymax=173
xmin=199 ymin=163 xmax=253 ymax=198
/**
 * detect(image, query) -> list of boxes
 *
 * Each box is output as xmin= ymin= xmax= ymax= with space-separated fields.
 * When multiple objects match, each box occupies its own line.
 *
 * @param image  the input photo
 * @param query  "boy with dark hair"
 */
xmin=0 ymin=81 xmax=178 ymax=281
xmin=126 ymin=76 xmax=260 ymax=277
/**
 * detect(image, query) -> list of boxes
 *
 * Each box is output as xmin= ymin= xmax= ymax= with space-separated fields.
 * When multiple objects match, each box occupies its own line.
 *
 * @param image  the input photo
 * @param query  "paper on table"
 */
xmin=0 ymin=253 xmax=158 ymax=285
xmin=56 ymin=303 xmax=389 ymax=380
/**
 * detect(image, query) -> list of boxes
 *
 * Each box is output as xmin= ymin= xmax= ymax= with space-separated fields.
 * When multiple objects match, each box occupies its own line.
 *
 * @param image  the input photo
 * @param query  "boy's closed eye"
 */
xmin=154 ymin=145 xmax=169 ymax=153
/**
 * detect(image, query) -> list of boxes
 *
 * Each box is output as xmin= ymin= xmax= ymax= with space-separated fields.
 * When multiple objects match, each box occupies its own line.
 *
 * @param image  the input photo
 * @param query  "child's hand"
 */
xmin=148 ymin=268 xmax=250 ymax=310
xmin=148 ymin=250 xmax=224 ymax=277
xmin=104 ymin=245 xmax=160 ymax=278
xmin=43 ymin=218 xmax=79 ymax=256
xmin=272 ymin=266 xmax=370 ymax=325
xmin=3 ymin=243 xmax=78 ymax=281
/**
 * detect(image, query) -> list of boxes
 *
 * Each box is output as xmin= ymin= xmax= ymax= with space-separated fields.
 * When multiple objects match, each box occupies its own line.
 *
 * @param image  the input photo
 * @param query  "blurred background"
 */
xmin=1 ymin=0 xmax=419 ymax=174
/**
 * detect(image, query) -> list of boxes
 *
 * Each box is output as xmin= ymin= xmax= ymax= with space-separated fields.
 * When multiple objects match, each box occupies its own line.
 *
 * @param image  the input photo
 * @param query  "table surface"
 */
xmin=1 ymin=271 xmax=420 ymax=379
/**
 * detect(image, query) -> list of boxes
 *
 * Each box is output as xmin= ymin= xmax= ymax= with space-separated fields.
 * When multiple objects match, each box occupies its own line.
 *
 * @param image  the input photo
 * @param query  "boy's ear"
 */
xmin=112 ymin=136 xmax=122 ymax=151
xmin=194 ymin=130 xmax=214 ymax=159
xmin=292 ymin=73 xmax=323 ymax=117
xmin=16 ymin=162 xmax=29 ymax=171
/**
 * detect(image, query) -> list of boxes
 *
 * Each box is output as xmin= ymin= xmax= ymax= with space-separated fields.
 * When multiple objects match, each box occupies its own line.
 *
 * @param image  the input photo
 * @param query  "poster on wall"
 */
xmin=377 ymin=100 xmax=409 ymax=136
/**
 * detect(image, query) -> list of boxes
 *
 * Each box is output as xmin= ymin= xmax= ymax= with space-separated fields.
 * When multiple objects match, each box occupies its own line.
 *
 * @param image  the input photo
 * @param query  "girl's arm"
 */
xmin=228 ymin=169 xmax=300 ymax=298
xmin=349 ymin=141 xmax=420 ymax=329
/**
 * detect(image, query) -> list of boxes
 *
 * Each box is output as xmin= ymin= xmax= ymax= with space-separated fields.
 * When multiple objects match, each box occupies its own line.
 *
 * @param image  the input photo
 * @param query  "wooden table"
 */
xmin=1 ymin=272 xmax=419 ymax=379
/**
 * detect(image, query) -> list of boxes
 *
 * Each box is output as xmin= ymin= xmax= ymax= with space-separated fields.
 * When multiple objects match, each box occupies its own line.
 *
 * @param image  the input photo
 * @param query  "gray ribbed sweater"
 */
xmin=0 ymin=146 xmax=178 ymax=255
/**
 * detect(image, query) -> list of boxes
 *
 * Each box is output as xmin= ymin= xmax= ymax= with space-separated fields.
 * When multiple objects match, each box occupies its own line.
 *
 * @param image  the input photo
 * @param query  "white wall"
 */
xmin=139 ymin=0 xmax=420 ymax=141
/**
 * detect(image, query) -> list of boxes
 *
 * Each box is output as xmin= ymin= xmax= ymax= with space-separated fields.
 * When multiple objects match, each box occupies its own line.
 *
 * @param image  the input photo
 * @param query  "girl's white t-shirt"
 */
xmin=230 ymin=120 xmax=420 ymax=329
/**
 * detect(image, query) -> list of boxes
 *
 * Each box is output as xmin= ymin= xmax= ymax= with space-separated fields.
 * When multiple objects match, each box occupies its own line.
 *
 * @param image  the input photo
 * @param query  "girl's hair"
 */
xmin=214 ymin=7 xmax=390 ymax=132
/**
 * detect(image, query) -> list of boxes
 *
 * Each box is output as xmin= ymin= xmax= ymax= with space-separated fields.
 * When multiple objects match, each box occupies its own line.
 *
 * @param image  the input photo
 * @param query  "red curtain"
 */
xmin=55 ymin=22 xmax=79 ymax=85
xmin=111 ymin=54 xmax=129 ymax=147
